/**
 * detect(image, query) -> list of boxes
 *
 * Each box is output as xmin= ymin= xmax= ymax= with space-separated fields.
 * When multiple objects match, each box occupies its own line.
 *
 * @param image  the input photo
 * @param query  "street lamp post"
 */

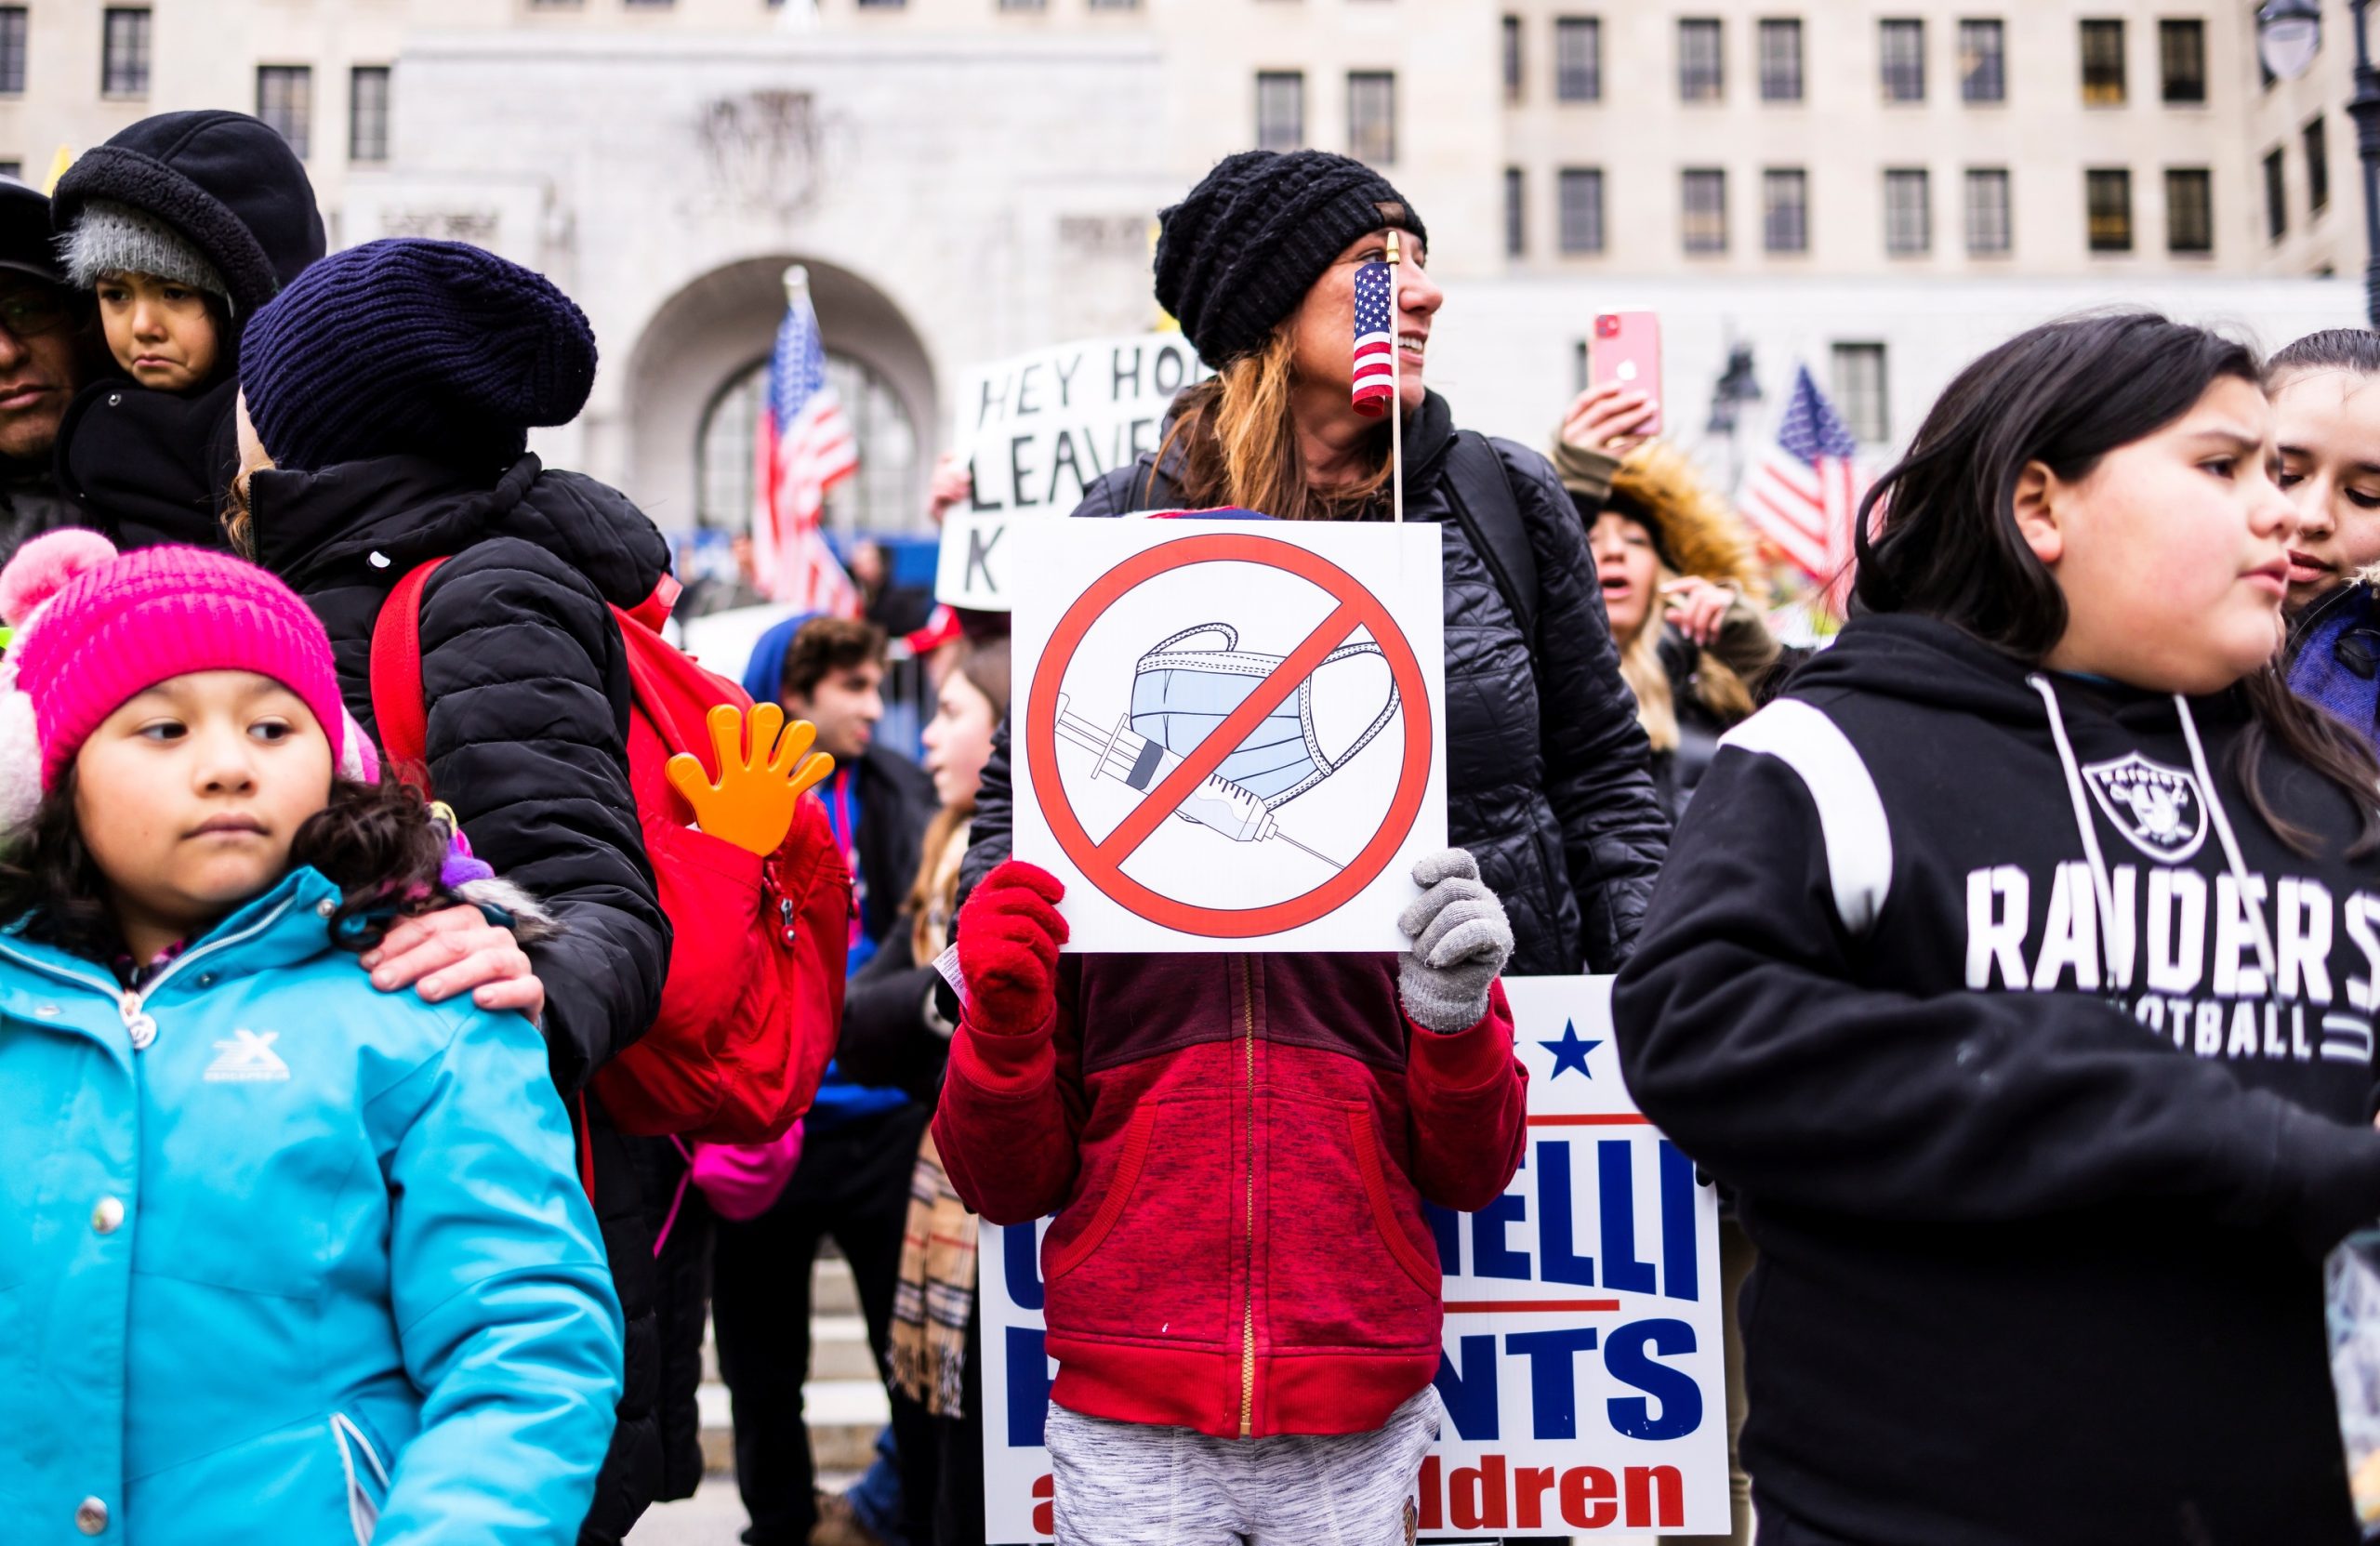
xmin=2349 ymin=0 xmax=2380 ymax=326
xmin=2263 ymin=0 xmax=2380 ymax=326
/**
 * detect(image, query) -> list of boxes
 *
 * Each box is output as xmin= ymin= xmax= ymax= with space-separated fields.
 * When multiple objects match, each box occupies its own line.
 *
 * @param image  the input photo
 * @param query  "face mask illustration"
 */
xmin=1127 ymin=623 xmax=1400 ymax=809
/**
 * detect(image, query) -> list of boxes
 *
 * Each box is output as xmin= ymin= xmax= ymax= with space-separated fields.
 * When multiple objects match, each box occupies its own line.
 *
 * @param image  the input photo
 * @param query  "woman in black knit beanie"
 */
xmin=967 ymin=147 xmax=1666 ymax=977
xmin=952 ymin=148 xmax=1669 ymax=1545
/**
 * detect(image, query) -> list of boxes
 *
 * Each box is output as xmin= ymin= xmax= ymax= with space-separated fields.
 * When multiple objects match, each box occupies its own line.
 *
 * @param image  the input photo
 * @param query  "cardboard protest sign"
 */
xmin=935 ymin=334 xmax=1211 ymax=611
xmin=977 ymin=974 xmax=1730 ymax=1542
xmin=1011 ymin=518 xmax=1447 ymax=953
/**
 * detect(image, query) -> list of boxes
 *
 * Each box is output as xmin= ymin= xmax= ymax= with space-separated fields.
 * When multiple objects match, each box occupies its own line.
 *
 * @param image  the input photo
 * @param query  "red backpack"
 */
xmin=369 ymin=558 xmax=847 ymax=1144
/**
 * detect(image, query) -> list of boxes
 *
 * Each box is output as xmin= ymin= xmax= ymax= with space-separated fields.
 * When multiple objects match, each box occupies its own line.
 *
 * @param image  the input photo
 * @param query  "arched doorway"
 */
xmin=623 ymin=254 xmax=935 ymax=547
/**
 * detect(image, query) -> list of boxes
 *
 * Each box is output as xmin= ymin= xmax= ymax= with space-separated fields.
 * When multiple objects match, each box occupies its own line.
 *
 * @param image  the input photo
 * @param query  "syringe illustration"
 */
xmin=1054 ymin=693 xmax=1344 ymax=869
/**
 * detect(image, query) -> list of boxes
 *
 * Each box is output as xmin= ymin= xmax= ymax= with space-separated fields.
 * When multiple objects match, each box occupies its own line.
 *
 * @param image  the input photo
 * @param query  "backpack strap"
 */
xmin=367 ymin=558 xmax=448 ymax=794
xmin=1438 ymin=430 xmax=1540 ymax=643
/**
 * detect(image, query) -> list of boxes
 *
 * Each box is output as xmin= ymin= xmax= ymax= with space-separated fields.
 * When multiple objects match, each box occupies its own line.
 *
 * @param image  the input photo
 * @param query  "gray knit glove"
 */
xmin=1395 ymin=848 xmax=1514 ymax=1033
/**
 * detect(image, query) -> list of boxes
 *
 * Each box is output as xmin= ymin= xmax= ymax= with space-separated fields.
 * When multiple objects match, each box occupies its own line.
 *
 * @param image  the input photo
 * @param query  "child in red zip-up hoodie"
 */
xmin=933 ymin=849 xmax=1527 ymax=1544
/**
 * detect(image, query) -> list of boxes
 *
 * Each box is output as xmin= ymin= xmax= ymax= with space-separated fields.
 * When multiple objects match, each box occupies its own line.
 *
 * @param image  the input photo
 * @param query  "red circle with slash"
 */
xmin=1025 ymin=530 xmax=1434 ymax=937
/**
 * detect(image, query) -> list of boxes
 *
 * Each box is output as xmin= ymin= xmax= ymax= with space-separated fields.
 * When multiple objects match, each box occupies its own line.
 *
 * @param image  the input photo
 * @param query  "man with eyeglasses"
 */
xmin=0 ymin=179 xmax=98 ymax=566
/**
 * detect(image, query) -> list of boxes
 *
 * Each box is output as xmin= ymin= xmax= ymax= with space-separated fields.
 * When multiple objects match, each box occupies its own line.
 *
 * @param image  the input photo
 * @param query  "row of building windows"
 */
xmin=1501 ymin=164 xmax=2213 ymax=259
xmin=846 ymin=0 xmax=1145 ymax=8
xmin=530 ymin=1 xmax=1150 ymax=7
xmin=252 ymin=64 xmax=392 ymax=164
xmin=0 ymin=5 xmax=159 ymax=99
xmin=2261 ymin=117 xmax=2332 ymax=243
xmin=1501 ymin=15 xmax=2206 ymax=108
xmin=1255 ymin=69 xmax=1396 ymax=162
xmin=0 ymin=7 xmax=391 ymax=163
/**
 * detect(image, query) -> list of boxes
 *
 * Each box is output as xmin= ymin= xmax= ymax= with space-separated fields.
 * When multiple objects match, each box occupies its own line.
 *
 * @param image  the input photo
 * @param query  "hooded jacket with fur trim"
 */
xmin=1563 ymin=436 xmax=1798 ymax=815
xmin=53 ymin=111 xmax=325 ymax=323
xmin=53 ymin=112 xmax=328 ymax=551
xmin=1614 ymin=614 xmax=2380 ymax=1546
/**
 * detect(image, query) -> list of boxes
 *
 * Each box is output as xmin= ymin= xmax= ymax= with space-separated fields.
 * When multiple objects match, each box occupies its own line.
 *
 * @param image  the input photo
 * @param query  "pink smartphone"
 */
xmin=1589 ymin=311 xmax=1663 ymax=436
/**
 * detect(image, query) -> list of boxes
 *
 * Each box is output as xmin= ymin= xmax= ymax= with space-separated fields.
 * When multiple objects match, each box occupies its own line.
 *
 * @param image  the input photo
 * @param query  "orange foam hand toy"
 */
xmin=665 ymin=703 xmax=836 ymax=856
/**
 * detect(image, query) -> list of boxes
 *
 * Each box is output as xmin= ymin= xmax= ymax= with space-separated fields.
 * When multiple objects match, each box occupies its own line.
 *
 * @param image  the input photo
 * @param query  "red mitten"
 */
xmin=957 ymin=860 xmax=1069 ymax=1036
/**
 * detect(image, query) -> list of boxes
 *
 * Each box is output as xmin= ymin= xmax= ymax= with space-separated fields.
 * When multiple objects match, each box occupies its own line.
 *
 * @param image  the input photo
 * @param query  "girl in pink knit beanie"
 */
xmin=0 ymin=527 xmax=516 ymax=971
xmin=0 ymin=527 xmax=627 ymax=1541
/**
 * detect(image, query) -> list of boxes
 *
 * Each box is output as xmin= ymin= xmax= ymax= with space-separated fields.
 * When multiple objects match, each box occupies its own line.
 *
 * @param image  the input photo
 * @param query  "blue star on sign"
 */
xmin=1540 ymin=1020 xmax=1601 ymax=1079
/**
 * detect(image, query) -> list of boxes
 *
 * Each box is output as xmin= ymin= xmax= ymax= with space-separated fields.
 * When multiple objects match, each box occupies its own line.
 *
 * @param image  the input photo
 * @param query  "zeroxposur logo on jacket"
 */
xmin=2081 ymin=753 xmax=2208 ymax=864
xmin=203 ymin=1028 xmax=290 ymax=1083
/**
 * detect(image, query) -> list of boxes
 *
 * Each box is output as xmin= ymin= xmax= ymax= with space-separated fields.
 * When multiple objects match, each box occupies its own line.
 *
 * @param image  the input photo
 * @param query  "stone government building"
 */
xmin=0 ymin=0 xmax=2362 ymax=545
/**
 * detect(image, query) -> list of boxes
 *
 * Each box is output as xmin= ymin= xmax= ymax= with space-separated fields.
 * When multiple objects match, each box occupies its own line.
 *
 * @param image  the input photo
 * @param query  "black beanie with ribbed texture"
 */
xmin=240 ymin=238 xmax=596 ymax=476
xmin=1155 ymin=150 xmax=1426 ymax=369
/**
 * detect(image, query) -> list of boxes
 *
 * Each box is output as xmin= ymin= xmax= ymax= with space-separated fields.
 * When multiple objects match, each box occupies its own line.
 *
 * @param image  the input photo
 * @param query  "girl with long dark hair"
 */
xmin=1615 ymin=313 xmax=2380 ymax=1544
xmin=0 ymin=532 xmax=622 ymax=1540
xmin=2272 ymin=329 xmax=2380 ymax=747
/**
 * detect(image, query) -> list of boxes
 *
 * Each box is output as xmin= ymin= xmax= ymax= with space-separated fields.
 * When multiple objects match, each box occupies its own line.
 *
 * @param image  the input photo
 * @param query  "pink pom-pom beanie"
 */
xmin=0 ymin=531 xmax=377 ymax=828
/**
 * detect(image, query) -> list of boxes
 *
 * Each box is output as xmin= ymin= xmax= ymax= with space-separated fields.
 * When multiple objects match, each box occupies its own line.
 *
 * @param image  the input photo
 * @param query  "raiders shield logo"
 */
xmin=2081 ymin=752 xmax=2209 ymax=863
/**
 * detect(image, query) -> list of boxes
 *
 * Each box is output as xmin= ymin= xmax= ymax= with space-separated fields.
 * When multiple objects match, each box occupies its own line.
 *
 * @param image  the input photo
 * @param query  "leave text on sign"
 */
xmin=963 ymin=337 xmax=1206 ymax=514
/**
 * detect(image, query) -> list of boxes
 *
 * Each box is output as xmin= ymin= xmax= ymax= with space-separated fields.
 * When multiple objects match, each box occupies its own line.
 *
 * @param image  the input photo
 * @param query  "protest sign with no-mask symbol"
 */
xmin=1012 ymin=516 xmax=1448 ymax=953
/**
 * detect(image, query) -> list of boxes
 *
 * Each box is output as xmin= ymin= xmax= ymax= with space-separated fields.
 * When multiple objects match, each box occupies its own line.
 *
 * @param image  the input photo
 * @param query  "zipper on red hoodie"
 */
xmin=1237 ymin=953 xmax=1256 ymax=1438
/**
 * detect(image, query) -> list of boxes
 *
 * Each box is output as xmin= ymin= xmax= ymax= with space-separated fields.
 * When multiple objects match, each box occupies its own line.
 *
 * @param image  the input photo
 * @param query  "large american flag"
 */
xmin=1739 ymin=364 xmax=1870 ymax=614
xmin=1351 ymin=259 xmax=1396 ymax=417
xmin=752 ymin=290 xmax=861 ymax=614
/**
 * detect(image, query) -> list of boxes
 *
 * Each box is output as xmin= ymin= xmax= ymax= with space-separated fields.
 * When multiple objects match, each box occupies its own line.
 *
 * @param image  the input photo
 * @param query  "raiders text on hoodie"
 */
xmin=1614 ymin=614 xmax=2380 ymax=1546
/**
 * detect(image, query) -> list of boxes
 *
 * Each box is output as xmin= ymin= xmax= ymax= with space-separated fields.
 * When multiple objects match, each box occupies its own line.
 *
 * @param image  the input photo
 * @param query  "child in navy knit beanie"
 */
xmin=237 ymin=238 xmax=598 ymax=479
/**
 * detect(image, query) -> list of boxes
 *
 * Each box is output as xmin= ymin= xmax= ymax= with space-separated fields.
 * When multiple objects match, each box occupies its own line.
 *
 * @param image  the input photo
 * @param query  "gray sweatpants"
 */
xmin=1044 ymin=1385 xmax=1443 ymax=1546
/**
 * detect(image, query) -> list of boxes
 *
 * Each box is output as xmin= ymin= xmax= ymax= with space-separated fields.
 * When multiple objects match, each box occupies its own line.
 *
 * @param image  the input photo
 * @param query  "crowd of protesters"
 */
xmin=9 ymin=107 xmax=2380 ymax=1546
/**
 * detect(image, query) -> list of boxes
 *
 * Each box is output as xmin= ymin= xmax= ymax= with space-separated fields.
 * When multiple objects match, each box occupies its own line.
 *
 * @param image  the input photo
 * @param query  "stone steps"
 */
xmin=697 ymin=1252 xmax=887 ymax=1476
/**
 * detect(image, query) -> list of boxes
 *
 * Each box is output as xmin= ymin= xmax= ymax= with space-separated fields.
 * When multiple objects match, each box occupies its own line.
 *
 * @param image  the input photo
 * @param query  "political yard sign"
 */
xmin=935 ymin=334 xmax=1210 ymax=611
xmin=978 ymin=975 xmax=1728 ymax=1541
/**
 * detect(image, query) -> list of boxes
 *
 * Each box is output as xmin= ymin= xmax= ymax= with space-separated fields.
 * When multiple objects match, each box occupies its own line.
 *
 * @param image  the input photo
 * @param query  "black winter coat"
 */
xmin=963 ymin=391 xmax=1668 ymax=974
xmin=0 ymin=455 xmax=87 ymax=567
xmin=853 ymin=743 xmax=938 ymax=946
xmin=56 ymin=375 xmax=239 ymax=550
xmin=252 ymin=451 xmax=669 ymax=1082
xmin=247 ymin=450 xmax=678 ymax=1542
xmin=837 ymin=919 xmax=956 ymax=1104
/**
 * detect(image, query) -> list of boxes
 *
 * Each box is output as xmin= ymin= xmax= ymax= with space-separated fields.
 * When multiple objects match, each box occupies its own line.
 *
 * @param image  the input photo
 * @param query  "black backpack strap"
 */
xmin=1438 ymin=429 xmax=1540 ymax=642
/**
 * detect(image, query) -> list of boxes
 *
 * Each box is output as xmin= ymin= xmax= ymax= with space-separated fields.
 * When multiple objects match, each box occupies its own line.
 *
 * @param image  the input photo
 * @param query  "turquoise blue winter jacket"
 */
xmin=0 ymin=866 xmax=624 ymax=1544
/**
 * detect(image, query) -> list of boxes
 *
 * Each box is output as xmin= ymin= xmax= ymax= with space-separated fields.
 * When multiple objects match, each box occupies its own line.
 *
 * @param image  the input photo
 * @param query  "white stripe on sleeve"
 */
xmin=1718 ymin=698 xmax=1894 ymax=935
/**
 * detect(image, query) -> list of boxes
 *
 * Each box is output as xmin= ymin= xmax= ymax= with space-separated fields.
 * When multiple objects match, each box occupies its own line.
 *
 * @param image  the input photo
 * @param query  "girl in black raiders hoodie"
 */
xmin=1615 ymin=314 xmax=2380 ymax=1546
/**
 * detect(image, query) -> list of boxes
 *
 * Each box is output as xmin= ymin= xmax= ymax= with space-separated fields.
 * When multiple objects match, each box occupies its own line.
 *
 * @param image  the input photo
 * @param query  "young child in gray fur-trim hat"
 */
xmin=55 ymin=111 xmax=324 ymax=397
xmin=46 ymin=111 xmax=325 ymax=551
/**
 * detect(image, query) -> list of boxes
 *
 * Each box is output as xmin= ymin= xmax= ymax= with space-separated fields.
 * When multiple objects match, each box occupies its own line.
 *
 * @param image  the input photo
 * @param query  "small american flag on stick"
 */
xmin=1351 ymin=259 xmax=1396 ymax=418
xmin=1739 ymin=363 xmax=1871 ymax=615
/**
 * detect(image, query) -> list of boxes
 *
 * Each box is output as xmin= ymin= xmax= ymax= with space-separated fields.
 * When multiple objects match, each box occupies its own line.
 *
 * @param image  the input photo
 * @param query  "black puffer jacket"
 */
xmin=838 ymin=918 xmax=956 ymax=1104
xmin=963 ymin=391 xmax=1667 ymax=974
xmin=247 ymin=450 xmax=676 ymax=1542
xmin=853 ymin=743 xmax=938 ymax=945
xmin=251 ymin=451 xmax=668 ymax=1079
